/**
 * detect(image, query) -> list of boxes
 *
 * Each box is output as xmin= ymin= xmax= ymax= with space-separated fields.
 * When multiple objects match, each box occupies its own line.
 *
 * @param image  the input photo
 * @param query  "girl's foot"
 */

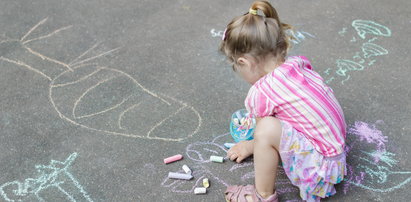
xmin=224 ymin=185 xmax=278 ymax=202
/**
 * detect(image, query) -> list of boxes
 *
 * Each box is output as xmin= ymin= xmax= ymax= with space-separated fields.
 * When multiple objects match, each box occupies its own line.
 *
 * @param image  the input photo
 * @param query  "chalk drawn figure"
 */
xmin=0 ymin=153 xmax=92 ymax=202
xmin=343 ymin=121 xmax=411 ymax=193
xmin=361 ymin=42 xmax=388 ymax=58
xmin=335 ymin=59 xmax=364 ymax=77
xmin=352 ymin=20 xmax=392 ymax=39
xmin=323 ymin=20 xmax=391 ymax=85
xmin=0 ymin=17 xmax=202 ymax=142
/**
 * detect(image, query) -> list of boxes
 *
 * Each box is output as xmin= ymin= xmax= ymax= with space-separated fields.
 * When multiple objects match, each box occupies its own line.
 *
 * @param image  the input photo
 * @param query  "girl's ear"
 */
xmin=236 ymin=57 xmax=252 ymax=69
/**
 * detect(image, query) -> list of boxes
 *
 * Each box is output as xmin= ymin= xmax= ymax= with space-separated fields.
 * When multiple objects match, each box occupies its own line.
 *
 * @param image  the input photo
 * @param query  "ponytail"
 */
xmin=220 ymin=1 xmax=294 ymax=62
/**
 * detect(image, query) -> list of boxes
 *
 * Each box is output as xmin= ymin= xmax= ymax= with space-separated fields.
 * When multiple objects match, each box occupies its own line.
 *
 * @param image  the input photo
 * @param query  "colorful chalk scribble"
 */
xmin=0 ymin=153 xmax=93 ymax=202
xmin=324 ymin=20 xmax=391 ymax=84
xmin=161 ymin=121 xmax=410 ymax=201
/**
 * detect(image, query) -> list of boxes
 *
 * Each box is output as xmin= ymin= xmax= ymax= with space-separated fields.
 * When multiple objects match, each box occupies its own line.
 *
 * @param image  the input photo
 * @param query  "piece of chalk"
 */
xmin=210 ymin=155 xmax=224 ymax=163
xmin=236 ymin=111 xmax=242 ymax=119
xmin=182 ymin=164 xmax=192 ymax=174
xmin=203 ymin=178 xmax=210 ymax=188
xmin=194 ymin=187 xmax=207 ymax=194
xmin=240 ymin=117 xmax=246 ymax=125
xmin=224 ymin=143 xmax=236 ymax=149
xmin=164 ymin=154 xmax=183 ymax=164
xmin=168 ymin=172 xmax=193 ymax=180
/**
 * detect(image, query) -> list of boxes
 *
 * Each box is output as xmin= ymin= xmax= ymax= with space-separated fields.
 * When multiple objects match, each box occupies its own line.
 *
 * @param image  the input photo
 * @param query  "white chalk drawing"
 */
xmin=0 ymin=17 xmax=202 ymax=142
xmin=323 ymin=20 xmax=391 ymax=84
xmin=161 ymin=121 xmax=410 ymax=200
xmin=210 ymin=28 xmax=225 ymax=38
xmin=0 ymin=153 xmax=92 ymax=202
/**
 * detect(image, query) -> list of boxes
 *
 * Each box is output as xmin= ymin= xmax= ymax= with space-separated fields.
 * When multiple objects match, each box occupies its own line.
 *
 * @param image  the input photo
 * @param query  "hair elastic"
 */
xmin=222 ymin=28 xmax=227 ymax=41
xmin=249 ymin=8 xmax=257 ymax=15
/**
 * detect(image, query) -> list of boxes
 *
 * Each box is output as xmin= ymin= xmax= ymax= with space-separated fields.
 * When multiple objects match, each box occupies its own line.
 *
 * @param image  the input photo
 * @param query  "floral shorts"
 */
xmin=279 ymin=121 xmax=347 ymax=202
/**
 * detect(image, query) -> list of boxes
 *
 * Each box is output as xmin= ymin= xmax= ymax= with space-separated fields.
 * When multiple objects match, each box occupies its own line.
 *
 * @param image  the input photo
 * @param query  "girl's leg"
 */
xmin=253 ymin=116 xmax=283 ymax=199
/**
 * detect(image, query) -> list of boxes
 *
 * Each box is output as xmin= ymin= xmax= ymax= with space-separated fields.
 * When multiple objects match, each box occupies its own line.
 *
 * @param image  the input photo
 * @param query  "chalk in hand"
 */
xmin=164 ymin=154 xmax=183 ymax=164
xmin=203 ymin=178 xmax=209 ymax=188
xmin=224 ymin=143 xmax=236 ymax=149
xmin=182 ymin=164 xmax=191 ymax=174
xmin=210 ymin=155 xmax=224 ymax=163
xmin=168 ymin=172 xmax=193 ymax=180
xmin=194 ymin=187 xmax=207 ymax=194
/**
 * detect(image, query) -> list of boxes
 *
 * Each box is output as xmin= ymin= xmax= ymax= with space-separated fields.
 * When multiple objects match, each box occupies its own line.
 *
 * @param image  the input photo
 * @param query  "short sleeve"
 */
xmin=244 ymin=85 xmax=276 ymax=118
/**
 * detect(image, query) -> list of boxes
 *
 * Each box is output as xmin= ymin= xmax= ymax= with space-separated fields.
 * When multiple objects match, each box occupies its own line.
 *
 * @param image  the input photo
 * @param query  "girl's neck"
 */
xmin=259 ymin=55 xmax=285 ymax=75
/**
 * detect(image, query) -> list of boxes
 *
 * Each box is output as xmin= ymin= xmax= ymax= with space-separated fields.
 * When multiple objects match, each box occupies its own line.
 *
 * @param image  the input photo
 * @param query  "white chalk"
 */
xmin=194 ymin=187 xmax=207 ymax=194
xmin=182 ymin=164 xmax=192 ymax=174
xmin=168 ymin=172 xmax=193 ymax=180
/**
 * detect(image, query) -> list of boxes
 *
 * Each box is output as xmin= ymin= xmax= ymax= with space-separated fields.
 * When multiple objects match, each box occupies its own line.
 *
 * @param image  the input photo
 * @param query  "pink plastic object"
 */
xmin=164 ymin=154 xmax=183 ymax=164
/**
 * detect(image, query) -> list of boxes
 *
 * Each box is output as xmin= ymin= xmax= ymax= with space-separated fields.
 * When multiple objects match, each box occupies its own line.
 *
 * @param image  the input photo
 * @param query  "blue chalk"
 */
xmin=224 ymin=143 xmax=236 ymax=149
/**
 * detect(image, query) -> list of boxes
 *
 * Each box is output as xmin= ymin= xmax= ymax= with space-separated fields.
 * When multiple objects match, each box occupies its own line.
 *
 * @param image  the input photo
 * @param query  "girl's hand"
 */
xmin=226 ymin=140 xmax=254 ymax=163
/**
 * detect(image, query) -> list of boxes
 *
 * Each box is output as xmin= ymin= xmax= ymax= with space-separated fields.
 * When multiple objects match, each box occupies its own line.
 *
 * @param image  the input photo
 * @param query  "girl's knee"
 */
xmin=254 ymin=117 xmax=282 ymax=144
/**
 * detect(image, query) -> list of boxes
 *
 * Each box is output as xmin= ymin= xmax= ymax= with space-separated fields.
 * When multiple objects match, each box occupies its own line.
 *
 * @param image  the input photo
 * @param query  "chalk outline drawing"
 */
xmin=161 ymin=121 xmax=411 ymax=200
xmin=0 ymin=17 xmax=202 ymax=142
xmin=323 ymin=20 xmax=391 ymax=85
xmin=0 ymin=153 xmax=92 ymax=202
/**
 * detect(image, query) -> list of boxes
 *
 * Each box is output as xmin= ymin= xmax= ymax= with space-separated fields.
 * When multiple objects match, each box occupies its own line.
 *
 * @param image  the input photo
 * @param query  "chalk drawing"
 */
xmin=0 ymin=17 xmax=202 ymax=142
xmin=323 ymin=20 xmax=391 ymax=84
xmin=210 ymin=29 xmax=225 ymax=38
xmin=0 ymin=153 xmax=92 ymax=202
xmin=286 ymin=29 xmax=315 ymax=45
xmin=343 ymin=121 xmax=411 ymax=193
xmin=338 ymin=27 xmax=347 ymax=36
xmin=352 ymin=20 xmax=392 ymax=39
xmin=161 ymin=121 xmax=410 ymax=200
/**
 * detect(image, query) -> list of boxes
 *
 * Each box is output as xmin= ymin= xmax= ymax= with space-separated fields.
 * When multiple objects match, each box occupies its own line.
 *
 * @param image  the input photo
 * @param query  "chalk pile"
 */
xmin=164 ymin=153 xmax=225 ymax=195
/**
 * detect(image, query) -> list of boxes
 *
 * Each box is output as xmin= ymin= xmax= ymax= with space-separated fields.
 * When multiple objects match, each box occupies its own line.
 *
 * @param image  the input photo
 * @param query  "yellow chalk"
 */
xmin=203 ymin=178 xmax=209 ymax=188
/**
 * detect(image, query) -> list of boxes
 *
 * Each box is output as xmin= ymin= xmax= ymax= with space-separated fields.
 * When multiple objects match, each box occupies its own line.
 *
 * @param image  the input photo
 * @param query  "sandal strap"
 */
xmin=225 ymin=185 xmax=259 ymax=202
xmin=255 ymin=190 xmax=279 ymax=202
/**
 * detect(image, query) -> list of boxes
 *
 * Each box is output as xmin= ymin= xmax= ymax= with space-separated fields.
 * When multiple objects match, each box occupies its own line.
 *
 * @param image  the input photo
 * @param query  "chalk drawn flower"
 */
xmin=0 ymin=17 xmax=202 ymax=142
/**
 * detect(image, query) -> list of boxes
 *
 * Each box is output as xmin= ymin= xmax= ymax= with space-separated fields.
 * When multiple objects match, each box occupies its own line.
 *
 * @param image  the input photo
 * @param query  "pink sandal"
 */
xmin=225 ymin=185 xmax=279 ymax=202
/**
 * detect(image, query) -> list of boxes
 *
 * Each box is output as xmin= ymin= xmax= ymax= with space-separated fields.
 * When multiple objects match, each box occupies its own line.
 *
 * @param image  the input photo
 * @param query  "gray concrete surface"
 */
xmin=1 ymin=0 xmax=410 ymax=201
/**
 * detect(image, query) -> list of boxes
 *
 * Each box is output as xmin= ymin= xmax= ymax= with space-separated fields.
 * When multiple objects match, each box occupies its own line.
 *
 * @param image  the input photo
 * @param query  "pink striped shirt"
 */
xmin=245 ymin=56 xmax=346 ymax=157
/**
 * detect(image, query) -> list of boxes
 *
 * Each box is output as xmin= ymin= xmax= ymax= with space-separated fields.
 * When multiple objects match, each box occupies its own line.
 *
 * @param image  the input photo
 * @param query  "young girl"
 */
xmin=220 ymin=1 xmax=347 ymax=202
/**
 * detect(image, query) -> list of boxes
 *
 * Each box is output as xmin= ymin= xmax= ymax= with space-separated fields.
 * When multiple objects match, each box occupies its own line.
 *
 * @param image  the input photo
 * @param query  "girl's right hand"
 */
xmin=226 ymin=140 xmax=254 ymax=163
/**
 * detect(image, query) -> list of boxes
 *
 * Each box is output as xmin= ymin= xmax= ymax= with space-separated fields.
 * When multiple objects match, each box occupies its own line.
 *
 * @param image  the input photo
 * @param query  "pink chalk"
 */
xmin=164 ymin=154 xmax=183 ymax=164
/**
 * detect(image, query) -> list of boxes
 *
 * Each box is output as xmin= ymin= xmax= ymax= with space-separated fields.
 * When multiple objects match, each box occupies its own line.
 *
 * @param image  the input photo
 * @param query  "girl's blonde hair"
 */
xmin=220 ymin=1 xmax=292 ymax=64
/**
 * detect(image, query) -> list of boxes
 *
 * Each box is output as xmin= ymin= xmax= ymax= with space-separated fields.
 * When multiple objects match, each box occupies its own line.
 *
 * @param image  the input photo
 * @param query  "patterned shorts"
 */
xmin=279 ymin=121 xmax=347 ymax=202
